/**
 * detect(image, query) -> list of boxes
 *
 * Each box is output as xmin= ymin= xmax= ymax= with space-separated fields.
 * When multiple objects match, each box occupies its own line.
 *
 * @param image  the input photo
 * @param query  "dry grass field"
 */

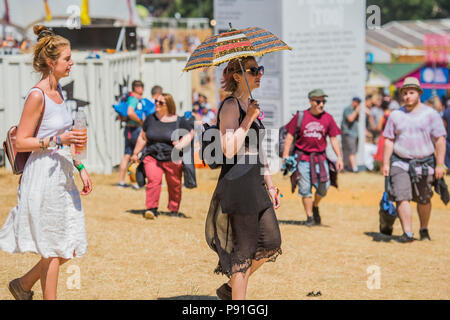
xmin=0 ymin=167 xmax=449 ymax=300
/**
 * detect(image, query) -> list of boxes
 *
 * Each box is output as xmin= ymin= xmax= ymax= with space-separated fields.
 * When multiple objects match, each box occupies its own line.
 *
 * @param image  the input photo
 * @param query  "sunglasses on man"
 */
xmin=312 ymin=99 xmax=327 ymax=105
xmin=244 ymin=65 xmax=265 ymax=76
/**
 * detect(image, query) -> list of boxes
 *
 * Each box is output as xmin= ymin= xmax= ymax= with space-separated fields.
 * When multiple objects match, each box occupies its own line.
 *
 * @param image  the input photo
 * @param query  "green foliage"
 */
xmin=366 ymin=0 xmax=449 ymax=24
xmin=138 ymin=0 xmax=449 ymax=23
xmin=136 ymin=0 xmax=213 ymax=19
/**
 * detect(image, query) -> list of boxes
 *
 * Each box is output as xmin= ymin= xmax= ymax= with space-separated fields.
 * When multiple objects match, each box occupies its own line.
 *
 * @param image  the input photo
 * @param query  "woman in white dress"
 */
xmin=0 ymin=25 xmax=92 ymax=300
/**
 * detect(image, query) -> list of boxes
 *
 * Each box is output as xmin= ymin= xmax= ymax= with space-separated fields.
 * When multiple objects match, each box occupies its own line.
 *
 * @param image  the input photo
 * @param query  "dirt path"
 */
xmin=0 ymin=168 xmax=448 ymax=299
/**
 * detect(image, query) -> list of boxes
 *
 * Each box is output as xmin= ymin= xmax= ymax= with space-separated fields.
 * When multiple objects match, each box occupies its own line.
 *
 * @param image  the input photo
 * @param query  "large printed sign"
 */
xmin=421 ymin=67 xmax=449 ymax=84
xmin=214 ymin=0 xmax=366 ymax=165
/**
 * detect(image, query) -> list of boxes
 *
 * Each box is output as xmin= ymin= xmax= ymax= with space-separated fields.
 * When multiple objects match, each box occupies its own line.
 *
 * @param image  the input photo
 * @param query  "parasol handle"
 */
xmin=237 ymin=59 xmax=254 ymax=101
xmin=238 ymin=58 xmax=265 ymax=119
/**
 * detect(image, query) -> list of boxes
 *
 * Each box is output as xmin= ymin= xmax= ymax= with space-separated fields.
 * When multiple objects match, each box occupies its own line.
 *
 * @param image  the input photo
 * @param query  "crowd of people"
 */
xmin=0 ymin=36 xmax=30 ymax=53
xmin=145 ymin=32 xmax=202 ymax=54
xmin=340 ymin=91 xmax=450 ymax=174
xmin=0 ymin=24 xmax=448 ymax=302
xmin=191 ymin=93 xmax=216 ymax=125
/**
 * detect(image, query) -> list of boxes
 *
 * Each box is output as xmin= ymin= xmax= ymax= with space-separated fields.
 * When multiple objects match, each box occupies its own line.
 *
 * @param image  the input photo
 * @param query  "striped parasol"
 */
xmin=183 ymin=26 xmax=292 ymax=72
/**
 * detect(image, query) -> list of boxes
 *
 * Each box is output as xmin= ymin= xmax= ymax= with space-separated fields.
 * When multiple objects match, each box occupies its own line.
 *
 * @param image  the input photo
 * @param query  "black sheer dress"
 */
xmin=205 ymin=97 xmax=282 ymax=278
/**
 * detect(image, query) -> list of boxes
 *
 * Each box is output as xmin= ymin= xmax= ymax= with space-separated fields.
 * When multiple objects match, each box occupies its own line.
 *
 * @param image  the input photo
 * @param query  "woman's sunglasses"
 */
xmin=245 ymin=65 xmax=264 ymax=76
xmin=155 ymin=100 xmax=165 ymax=106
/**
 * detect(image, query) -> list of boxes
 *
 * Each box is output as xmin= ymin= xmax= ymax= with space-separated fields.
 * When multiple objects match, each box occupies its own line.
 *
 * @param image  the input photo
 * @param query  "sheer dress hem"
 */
xmin=214 ymin=248 xmax=282 ymax=278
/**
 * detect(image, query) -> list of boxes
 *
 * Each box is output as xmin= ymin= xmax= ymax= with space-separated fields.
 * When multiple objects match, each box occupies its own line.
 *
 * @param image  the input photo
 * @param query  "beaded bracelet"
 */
xmin=56 ymin=136 xmax=63 ymax=148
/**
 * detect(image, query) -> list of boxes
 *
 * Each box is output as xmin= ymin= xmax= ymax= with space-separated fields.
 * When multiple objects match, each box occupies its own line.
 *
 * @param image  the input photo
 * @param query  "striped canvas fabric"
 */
xmin=183 ymin=27 xmax=291 ymax=72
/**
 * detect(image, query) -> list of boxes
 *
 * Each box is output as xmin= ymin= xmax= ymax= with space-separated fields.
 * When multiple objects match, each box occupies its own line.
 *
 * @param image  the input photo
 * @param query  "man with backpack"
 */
xmin=282 ymin=89 xmax=344 ymax=226
xmin=118 ymin=80 xmax=155 ymax=189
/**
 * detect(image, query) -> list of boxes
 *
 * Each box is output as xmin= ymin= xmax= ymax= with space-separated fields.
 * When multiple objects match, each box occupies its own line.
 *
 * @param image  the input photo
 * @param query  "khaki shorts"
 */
xmin=389 ymin=166 xmax=434 ymax=204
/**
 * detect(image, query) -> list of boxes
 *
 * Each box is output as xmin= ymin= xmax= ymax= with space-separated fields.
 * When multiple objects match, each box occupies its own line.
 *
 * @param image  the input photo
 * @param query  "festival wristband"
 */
xmin=76 ymin=164 xmax=85 ymax=172
xmin=268 ymin=186 xmax=283 ymax=199
xmin=39 ymin=138 xmax=46 ymax=150
xmin=437 ymin=164 xmax=448 ymax=170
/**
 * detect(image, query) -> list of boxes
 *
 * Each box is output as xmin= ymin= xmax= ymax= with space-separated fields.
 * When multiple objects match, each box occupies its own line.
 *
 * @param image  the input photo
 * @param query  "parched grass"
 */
xmin=0 ymin=168 xmax=449 ymax=300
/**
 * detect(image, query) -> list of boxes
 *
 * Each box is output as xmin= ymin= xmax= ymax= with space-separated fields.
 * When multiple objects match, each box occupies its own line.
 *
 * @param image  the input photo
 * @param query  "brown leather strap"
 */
xmin=30 ymin=87 xmax=46 ymax=138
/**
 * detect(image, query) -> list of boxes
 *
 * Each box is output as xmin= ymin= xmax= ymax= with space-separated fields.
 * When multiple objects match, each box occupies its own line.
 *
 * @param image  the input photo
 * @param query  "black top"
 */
xmin=142 ymin=113 xmax=192 ymax=161
xmin=217 ymin=96 xmax=265 ymax=158
xmin=214 ymin=97 xmax=271 ymax=216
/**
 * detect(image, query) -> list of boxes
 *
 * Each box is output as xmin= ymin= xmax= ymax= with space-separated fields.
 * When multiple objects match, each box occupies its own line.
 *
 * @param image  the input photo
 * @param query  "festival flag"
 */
xmin=4 ymin=0 xmax=10 ymax=24
xmin=81 ymin=0 xmax=91 ymax=25
xmin=127 ymin=0 xmax=133 ymax=25
xmin=43 ymin=0 xmax=51 ymax=21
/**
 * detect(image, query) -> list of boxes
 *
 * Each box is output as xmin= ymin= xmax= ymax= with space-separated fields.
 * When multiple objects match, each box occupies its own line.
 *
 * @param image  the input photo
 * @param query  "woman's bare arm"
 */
xmin=132 ymin=130 xmax=148 ymax=156
xmin=15 ymin=91 xmax=45 ymax=152
xmin=173 ymin=129 xmax=195 ymax=150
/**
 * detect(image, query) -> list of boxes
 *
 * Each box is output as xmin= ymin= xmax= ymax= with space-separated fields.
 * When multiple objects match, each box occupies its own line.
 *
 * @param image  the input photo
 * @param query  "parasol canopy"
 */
xmin=183 ymin=26 xmax=291 ymax=72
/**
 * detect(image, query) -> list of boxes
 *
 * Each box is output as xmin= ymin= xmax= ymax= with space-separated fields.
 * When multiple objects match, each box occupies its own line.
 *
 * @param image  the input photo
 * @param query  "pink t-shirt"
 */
xmin=286 ymin=109 xmax=341 ymax=161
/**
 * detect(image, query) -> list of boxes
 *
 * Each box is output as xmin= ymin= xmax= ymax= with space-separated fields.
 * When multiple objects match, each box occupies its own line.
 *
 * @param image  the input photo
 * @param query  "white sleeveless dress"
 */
xmin=0 ymin=87 xmax=87 ymax=259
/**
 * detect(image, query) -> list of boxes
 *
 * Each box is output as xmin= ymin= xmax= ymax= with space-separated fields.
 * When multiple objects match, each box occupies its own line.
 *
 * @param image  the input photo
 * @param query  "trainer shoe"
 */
xmin=117 ymin=182 xmax=128 ymax=188
xmin=8 ymin=279 xmax=33 ymax=300
xmin=419 ymin=229 xmax=431 ymax=241
xmin=216 ymin=283 xmax=232 ymax=300
xmin=305 ymin=216 xmax=314 ymax=226
xmin=131 ymin=183 xmax=140 ymax=190
xmin=312 ymin=206 xmax=321 ymax=225
xmin=144 ymin=208 xmax=158 ymax=220
xmin=397 ymin=233 xmax=414 ymax=243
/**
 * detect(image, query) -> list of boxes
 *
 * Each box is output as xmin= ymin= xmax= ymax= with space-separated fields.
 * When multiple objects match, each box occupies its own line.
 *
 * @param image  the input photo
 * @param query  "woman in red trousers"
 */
xmin=131 ymin=93 xmax=194 ymax=219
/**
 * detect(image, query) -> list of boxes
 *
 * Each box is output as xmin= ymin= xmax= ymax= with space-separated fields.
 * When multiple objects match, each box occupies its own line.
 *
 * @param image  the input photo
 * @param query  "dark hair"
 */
xmin=151 ymin=85 xmax=163 ymax=96
xmin=221 ymin=56 xmax=256 ymax=92
xmin=381 ymin=97 xmax=390 ymax=110
xmin=192 ymin=103 xmax=201 ymax=112
xmin=132 ymin=80 xmax=144 ymax=90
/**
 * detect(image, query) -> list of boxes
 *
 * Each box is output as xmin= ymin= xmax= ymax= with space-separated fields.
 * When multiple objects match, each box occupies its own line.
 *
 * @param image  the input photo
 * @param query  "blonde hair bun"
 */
xmin=33 ymin=25 xmax=55 ymax=41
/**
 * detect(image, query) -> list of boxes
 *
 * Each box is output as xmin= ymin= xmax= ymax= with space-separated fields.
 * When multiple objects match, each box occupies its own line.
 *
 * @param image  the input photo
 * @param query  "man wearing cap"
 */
xmin=283 ymin=89 xmax=344 ymax=226
xmin=382 ymin=77 xmax=447 ymax=242
xmin=341 ymin=97 xmax=362 ymax=172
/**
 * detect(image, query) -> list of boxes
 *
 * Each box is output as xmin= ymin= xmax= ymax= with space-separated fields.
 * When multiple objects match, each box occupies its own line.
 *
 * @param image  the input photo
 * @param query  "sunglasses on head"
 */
xmin=313 ymin=99 xmax=326 ymax=105
xmin=245 ymin=65 xmax=264 ymax=76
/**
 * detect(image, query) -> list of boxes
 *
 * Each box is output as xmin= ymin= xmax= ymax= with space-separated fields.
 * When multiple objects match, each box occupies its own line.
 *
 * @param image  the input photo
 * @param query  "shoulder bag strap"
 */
xmin=295 ymin=110 xmax=304 ymax=137
xmin=216 ymin=95 xmax=240 ymax=128
xmin=29 ymin=87 xmax=46 ymax=137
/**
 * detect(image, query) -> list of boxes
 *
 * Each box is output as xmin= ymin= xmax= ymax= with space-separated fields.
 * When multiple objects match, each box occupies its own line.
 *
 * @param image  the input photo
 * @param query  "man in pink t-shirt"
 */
xmin=282 ymin=89 xmax=344 ymax=226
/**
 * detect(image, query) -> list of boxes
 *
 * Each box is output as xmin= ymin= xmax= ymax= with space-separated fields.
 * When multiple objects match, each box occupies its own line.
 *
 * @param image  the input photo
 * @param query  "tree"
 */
xmin=136 ymin=0 xmax=213 ymax=19
xmin=366 ymin=0 xmax=449 ymax=24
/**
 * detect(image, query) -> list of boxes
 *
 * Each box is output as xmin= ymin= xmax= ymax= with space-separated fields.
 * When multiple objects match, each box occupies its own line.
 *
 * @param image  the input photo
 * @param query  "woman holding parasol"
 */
xmin=185 ymin=26 xmax=291 ymax=300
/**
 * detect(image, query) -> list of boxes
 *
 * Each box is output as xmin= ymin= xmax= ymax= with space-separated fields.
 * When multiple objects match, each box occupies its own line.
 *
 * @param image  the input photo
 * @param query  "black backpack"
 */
xmin=278 ymin=110 xmax=304 ymax=158
xmin=200 ymin=96 xmax=245 ymax=169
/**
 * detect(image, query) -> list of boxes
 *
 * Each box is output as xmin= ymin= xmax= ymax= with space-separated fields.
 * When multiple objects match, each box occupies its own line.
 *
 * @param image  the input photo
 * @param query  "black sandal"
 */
xmin=216 ymin=283 xmax=232 ymax=300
